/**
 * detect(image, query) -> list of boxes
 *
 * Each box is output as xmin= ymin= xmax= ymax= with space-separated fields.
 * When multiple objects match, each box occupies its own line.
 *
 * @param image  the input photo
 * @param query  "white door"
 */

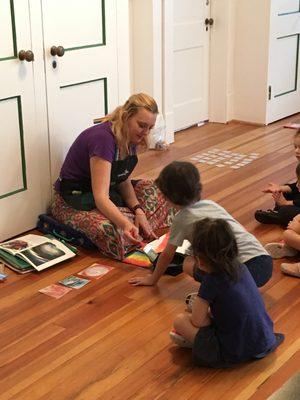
xmin=267 ymin=0 xmax=300 ymax=123
xmin=42 ymin=0 xmax=121 ymax=184
xmin=172 ymin=0 xmax=210 ymax=131
xmin=0 ymin=0 xmax=50 ymax=241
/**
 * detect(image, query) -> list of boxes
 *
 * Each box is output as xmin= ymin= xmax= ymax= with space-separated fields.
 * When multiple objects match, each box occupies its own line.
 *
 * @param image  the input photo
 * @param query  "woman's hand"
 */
xmin=129 ymin=274 xmax=155 ymax=286
xmin=134 ymin=211 xmax=157 ymax=239
xmin=122 ymin=220 xmax=142 ymax=244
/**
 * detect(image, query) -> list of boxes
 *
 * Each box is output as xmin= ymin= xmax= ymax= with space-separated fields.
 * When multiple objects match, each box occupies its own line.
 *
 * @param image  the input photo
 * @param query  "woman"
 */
xmin=51 ymin=93 xmax=174 ymax=259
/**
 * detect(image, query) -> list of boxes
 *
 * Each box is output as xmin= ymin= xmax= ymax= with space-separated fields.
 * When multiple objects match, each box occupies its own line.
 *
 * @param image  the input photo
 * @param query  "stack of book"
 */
xmin=0 ymin=234 xmax=76 ymax=274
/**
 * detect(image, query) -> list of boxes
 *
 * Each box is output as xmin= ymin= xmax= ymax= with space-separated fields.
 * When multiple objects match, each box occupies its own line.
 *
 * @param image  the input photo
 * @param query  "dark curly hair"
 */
xmin=192 ymin=218 xmax=240 ymax=281
xmin=155 ymin=161 xmax=202 ymax=206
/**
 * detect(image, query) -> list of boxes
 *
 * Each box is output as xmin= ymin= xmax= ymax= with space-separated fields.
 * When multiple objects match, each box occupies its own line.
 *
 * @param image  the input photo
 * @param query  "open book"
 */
xmin=142 ymin=232 xmax=190 ymax=262
xmin=0 ymin=234 xmax=76 ymax=273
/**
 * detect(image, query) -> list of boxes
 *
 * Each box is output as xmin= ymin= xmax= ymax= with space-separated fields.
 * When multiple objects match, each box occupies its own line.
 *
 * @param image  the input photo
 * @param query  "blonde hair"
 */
xmin=99 ymin=93 xmax=158 ymax=154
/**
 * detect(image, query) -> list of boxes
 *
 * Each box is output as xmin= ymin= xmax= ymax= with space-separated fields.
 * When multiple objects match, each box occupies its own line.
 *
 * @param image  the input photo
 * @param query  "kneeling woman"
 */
xmin=51 ymin=93 xmax=173 ymax=259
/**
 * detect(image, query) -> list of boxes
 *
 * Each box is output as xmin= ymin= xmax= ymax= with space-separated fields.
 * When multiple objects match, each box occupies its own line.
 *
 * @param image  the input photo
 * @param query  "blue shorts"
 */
xmin=193 ymin=255 xmax=273 ymax=287
xmin=193 ymin=325 xmax=230 ymax=368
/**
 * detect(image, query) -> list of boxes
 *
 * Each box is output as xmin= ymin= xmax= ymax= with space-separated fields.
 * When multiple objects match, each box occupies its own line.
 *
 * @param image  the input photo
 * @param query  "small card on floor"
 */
xmin=0 ymin=273 xmax=7 ymax=281
xmin=59 ymin=275 xmax=90 ymax=289
xmin=39 ymin=283 xmax=72 ymax=299
xmin=78 ymin=263 xmax=114 ymax=279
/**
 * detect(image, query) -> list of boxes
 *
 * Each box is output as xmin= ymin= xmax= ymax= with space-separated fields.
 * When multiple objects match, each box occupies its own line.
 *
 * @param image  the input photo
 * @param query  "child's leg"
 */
xmin=244 ymin=255 xmax=273 ymax=287
xmin=173 ymin=313 xmax=199 ymax=343
xmin=277 ymin=205 xmax=300 ymax=226
xmin=283 ymin=228 xmax=300 ymax=250
xmin=182 ymin=255 xmax=196 ymax=277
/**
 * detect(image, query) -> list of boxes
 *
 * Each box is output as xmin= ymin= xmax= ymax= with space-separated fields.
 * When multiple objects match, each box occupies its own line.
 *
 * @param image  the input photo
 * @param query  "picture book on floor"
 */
xmin=0 ymin=234 xmax=76 ymax=273
xmin=143 ymin=232 xmax=190 ymax=262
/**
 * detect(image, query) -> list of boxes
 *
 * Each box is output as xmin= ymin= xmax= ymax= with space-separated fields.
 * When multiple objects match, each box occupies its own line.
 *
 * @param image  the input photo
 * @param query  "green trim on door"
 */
xmin=65 ymin=0 xmax=106 ymax=52
xmin=0 ymin=0 xmax=18 ymax=61
xmin=274 ymin=34 xmax=299 ymax=98
xmin=60 ymin=77 xmax=108 ymax=115
xmin=0 ymin=96 xmax=27 ymax=199
xmin=278 ymin=0 xmax=300 ymax=16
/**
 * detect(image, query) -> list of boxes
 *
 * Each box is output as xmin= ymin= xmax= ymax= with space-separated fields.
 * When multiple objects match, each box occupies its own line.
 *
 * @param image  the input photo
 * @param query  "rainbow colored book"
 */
xmin=123 ymin=250 xmax=152 ymax=268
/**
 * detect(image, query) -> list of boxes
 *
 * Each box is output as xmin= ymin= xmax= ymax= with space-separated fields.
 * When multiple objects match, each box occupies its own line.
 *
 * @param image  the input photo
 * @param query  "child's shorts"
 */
xmin=193 ymin=255 xmax=273 ymax=288
xmin=193 ymin=325 xmax=230 ymax=368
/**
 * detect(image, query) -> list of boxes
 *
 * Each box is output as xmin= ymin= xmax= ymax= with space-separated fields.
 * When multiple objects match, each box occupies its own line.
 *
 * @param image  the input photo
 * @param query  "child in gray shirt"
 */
xmin=129 ymin=161 xmax=272 ymax=287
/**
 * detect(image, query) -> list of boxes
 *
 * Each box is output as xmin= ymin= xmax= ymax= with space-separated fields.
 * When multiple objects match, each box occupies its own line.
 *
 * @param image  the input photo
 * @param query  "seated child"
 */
xmin=129 ymin=161 xmax=273 ymax=288
xmin=255 ymin=130 xmax=300 ymax=226
xmin=169 ymin=218 xmax=284 ymax=368
xmin=265 ymin=214 xmax=300 ymax=278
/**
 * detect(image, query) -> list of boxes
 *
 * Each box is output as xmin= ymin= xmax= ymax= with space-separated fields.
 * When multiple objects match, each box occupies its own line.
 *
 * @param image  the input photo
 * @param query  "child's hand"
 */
xmin=262 ymin=182 xmax=281 ymax=193
xmin=272 ymin=192 xmax=288 ymax=206
xmin=129 ymin=274 xmax=155 ymax=286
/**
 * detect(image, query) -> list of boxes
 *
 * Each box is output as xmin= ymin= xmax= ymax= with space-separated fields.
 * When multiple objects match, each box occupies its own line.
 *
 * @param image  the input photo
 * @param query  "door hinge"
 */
xmin=268 ymin=85 xmax=272 ymax=100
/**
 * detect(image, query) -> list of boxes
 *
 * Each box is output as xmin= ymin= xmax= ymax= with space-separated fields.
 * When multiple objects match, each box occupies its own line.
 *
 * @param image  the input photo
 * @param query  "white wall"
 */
xmin=232 ymin=0 xmax=270 ymax=124
xmin=129 ymin=0 xmax=162 ymax=109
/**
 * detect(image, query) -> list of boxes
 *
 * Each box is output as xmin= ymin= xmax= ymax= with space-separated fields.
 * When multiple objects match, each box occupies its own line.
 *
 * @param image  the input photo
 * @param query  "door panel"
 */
xmin=0 ymin=0 xmax=50 ymax=241
xmin=267 ymin=1 xmax=300 ymax=123
xmin=172 ymin=0 xmax=209 ymax=131
xmin=42 ymin=0 xmax=119 ymax=184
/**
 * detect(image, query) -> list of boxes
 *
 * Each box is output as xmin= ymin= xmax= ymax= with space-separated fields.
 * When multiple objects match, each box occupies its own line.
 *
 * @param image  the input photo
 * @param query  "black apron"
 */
xmin=60 ymin=154 xmax=138 ymax=211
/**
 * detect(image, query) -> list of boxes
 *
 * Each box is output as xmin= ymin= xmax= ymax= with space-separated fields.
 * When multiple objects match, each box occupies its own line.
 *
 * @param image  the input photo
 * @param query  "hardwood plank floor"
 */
xmin=1 ymin=116 xmax=300 ymax=400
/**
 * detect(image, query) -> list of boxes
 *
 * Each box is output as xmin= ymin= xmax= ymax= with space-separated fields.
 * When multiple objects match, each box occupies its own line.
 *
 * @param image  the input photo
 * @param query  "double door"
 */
xmin=0 ymin=0 xmax=126 ymax=241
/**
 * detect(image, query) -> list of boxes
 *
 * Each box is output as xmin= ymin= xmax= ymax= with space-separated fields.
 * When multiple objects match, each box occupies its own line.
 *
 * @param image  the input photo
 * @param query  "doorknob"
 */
xmin=50 ymin=46 xmax=65 ymax=57
xmin=204 ymin=18 xmax=214 ymax=26
xmin=18 ymin=50 xmax=34 ymax=62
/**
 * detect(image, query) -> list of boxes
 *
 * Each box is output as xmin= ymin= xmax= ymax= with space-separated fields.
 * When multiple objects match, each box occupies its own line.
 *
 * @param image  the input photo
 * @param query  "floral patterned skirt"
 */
xmin=50 ymin=179 xmax=175 ymax=260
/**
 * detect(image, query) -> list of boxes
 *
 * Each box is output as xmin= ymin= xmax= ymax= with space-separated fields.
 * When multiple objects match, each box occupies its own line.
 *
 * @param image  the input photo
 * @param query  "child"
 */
xmin=255 ymin=130 xmax=300 ymax=226
xmin=265 ymin=214 xmax=300 ymax=278
xmin=169 ymin=218 xmax=284 ymax=368
xmin=129 ymin=161 xmax=273 ymax=288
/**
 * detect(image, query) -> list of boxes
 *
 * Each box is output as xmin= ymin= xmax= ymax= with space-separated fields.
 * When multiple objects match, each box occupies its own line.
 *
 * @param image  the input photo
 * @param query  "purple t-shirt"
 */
xmin=198 ymin=264 xmax=275 ymax=363
xmin=54 ymin=122 xmax=134 ymax=191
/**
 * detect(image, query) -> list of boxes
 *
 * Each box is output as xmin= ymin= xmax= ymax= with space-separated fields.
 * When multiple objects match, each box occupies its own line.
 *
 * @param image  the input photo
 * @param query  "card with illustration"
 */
xmin=59 ymin=275 xmax=90 ymax=289
xmin=78 ymin=263 xmax=114 ymax=279
xmin=39 ymin=283 xmax=72 ymax=299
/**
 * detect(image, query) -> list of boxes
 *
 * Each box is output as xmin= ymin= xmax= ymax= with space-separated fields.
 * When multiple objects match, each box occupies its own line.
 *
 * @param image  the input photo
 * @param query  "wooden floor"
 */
xmin=1 ymin=117 xmax=300 ymax=400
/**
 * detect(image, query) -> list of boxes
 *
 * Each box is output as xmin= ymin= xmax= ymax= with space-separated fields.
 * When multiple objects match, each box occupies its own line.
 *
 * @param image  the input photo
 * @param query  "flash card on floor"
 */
xmin=59 ymin=275 xmax=90 ymax=289
xmin=191 ymin=149 xmax=260 ymax=169
xmin=78 ymin=263 xmax=114 ymax=279
xmin=39 ymin=284 xmax=72 ymax=299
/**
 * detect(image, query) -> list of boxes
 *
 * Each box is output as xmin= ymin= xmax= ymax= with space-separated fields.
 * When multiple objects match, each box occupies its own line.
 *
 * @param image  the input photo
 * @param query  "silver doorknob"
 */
xmin=18 ymin=50 xmax=34 ymax=62
xmin=50 ymin=46 xmax=65 ymax=57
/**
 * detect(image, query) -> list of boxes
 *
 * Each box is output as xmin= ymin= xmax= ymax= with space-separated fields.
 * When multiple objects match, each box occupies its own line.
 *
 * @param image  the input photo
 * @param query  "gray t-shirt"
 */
xmin=169 ymin=200 xmax=268 ymax=264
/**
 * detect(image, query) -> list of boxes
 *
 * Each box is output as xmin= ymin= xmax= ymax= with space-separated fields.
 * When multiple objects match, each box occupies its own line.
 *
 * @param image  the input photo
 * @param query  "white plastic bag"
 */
xmin=149 ymin=114 xmax=169 ymax=150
